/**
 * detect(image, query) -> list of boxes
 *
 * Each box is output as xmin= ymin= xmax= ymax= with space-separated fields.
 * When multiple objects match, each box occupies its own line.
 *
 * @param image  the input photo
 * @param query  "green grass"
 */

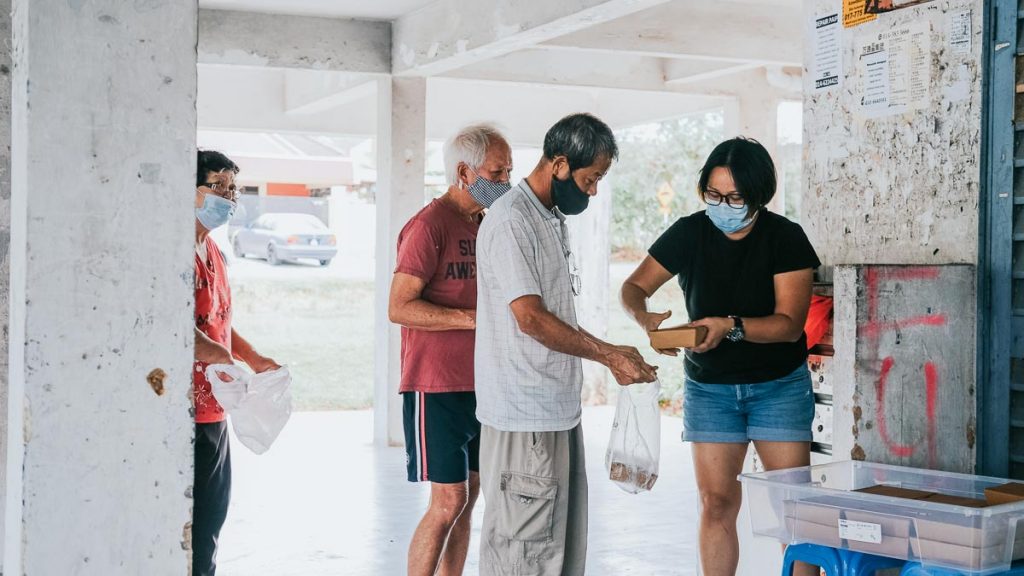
xmin=230 ymin=279 xmax=376 ymax=411
xmin=228 ymin=264 xmax=691 ymax=412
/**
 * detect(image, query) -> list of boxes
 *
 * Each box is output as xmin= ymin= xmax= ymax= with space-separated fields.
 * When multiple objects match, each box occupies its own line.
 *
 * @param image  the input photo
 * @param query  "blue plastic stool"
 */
xmin=901 ymin=561 xmax=1024 ymax=575
xmin=782 ymin=543 xmax=843 ymax=576
xmin=839 ymin=549 xmax=906 ymax=575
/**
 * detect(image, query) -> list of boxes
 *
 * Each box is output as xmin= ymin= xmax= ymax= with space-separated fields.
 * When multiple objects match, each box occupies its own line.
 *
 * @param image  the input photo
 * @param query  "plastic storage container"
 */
xmin=740 ymin=461 xmax=1024 ymax=574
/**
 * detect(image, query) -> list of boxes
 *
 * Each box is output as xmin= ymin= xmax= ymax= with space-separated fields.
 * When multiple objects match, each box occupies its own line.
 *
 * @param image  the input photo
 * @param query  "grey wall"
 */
xmin=804 ymin=0 xmax=983 ymax=266
xmin=803 ymin=0 xmax=983 ymax=472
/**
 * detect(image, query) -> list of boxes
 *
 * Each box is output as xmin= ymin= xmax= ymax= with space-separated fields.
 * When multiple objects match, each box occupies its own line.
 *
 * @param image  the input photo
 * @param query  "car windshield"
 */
xmin=264 ymin=213 xmax=327 ymax=232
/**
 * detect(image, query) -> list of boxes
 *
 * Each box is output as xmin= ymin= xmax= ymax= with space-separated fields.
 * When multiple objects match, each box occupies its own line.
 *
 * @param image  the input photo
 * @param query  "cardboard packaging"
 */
xmin=784 ymin=500 xmax=842 ymax=548
xmin=985 ymin=483 xmax=1024 ymax=506
xmin=847 ymin=484 xmax=1024 ymax=568
xmin=648 ymin=325 xmax=707 ymax=349
xmin=854 ymin=485 xmax=935 ymax=501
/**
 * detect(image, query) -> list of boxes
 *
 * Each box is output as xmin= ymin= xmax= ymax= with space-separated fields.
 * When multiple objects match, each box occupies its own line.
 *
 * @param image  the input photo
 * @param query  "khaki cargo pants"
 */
xmin=479 ymin=423 xmax=588 ymax=576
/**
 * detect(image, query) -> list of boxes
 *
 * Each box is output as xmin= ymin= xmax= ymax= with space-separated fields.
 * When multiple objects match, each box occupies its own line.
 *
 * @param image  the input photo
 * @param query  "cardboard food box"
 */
xmin=784 ymin=499 xmax=842 ymax=548
xmin=648 ymin=325 xmax=708 ymax=349
xmin=850 ymin=484 xmax=1024 ymax=568
xmin=847 ymin=533 xmax=911 ymax=559
xmin=911 ymin=537 xmax=1021 ymax=572
xmin=914 ymin=516 xmax=1004 ymax=548
xmin=925 ymin=494 xmax=989 ymax=508
xmin=985 ymin=483 xmax=1024 ymax=506
xmin=855 ymin=485 xmax=936 ymax=501
xmin=843 ymin=503 xmax=913 ymax=559
xmin=785 ymin=517 xmax=842 ymax=548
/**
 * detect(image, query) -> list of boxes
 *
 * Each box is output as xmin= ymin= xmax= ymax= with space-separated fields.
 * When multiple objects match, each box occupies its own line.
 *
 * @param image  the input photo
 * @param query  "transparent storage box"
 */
xmin=740 ymin=461 xmax=1024 ymax=574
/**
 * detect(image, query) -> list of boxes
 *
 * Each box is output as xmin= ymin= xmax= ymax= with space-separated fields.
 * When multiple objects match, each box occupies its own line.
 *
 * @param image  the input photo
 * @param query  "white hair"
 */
xmin=443 ymin=123 xmax=507 ymax=187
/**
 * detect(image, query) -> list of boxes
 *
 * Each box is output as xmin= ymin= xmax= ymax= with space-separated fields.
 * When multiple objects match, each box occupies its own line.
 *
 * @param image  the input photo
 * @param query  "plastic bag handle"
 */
xmin=205 ymin=363 xmax=249 ymax=385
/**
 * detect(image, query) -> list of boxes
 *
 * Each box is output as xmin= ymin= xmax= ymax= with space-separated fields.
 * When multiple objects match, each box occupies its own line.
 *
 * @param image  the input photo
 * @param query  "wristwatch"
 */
xmin=726 ymin=316 xmax=745 ymax=342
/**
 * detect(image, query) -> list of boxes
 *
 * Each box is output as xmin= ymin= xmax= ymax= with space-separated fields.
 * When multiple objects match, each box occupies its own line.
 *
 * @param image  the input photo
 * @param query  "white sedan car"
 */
xmin=232 ymin=213 xmax=338 ymax=266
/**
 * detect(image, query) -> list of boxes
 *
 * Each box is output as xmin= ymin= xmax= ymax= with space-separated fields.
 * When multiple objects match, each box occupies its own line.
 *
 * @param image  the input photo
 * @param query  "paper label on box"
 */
xmin=838 ymin=519 xmax=882 ymax=543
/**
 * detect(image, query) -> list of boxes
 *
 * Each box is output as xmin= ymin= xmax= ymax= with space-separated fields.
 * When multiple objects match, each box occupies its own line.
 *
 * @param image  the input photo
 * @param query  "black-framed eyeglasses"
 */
xmin=204 ymin=181 xmax=239 ymax=202
xmin=704 ymin=190 xmax=745 ymax=209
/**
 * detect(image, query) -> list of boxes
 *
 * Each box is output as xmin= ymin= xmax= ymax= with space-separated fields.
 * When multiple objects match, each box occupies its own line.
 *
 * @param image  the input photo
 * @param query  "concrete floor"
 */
xmin=217 ymin=406 xmax=702 ymax=575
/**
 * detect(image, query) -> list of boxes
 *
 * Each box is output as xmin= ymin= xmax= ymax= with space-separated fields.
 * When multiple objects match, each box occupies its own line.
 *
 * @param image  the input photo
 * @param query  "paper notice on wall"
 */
xmin=843 ymin=0 xmax=876 ymax=27
xmin=856 ymin=22 xmax=931 ymax=117
xmin=948 ymin=10 xmax=971 ymax=56
xmin=812 ymin=12 xmax=842 ymax=92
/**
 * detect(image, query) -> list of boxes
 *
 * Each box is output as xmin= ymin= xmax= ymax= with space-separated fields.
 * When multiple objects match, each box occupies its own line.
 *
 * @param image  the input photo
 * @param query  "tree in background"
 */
xmin=611 ymin=112 xmax=724 ymax=258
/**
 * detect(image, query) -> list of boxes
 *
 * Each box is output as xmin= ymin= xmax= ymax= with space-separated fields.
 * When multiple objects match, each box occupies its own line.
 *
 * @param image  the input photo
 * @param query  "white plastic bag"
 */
xmin=205 ymin=364 xmax=293 ymax=455
xmin=605 ymin=380 xmax=661 ymax=494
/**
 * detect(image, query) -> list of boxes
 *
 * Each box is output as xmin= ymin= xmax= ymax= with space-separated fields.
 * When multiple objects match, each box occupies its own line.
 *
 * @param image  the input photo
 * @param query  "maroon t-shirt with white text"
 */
xmin=395 ymin=199 xmax=478 ymax=393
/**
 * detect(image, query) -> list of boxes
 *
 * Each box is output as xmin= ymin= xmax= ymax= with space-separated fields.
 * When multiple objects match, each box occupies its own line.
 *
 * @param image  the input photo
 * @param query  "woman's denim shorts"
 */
xmin=682 ymin=365 xmax=814 ymax=443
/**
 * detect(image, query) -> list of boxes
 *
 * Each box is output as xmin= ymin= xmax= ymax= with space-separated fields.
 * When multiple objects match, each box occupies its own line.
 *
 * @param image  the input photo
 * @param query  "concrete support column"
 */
xmin=0 ymin=0 xmax=11 ymax=567
xmin=833 ymin=265 xmax=976 ymax=472
xmin=724 ymin=70 xmax=782 ymax=213
xmin=572 ymin=175 xmax=612 ymax=405
xmin=374 ymin=77 xmax=426 ymax=447
xmin=6 ymin=2 xmax=197 ymax=574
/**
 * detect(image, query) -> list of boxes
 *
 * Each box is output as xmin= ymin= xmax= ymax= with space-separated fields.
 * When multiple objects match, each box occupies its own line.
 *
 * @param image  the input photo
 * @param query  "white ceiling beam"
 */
xmin=542 ymin=1 xmax=802 ymax=67
xmin=284 ymin=70 xmax=380 ymax=115
xmin=442 ymin=49 xmax=776 ymax=100
xmin=664 ymin=61 xmax=761 ymax=86
xmin=392 ymin=0 xmax=671 ymax=77
xmin=443 ymin=49 xmax=670 ymax=92
xmin=199 ymin=9 xmax=391 ymax=72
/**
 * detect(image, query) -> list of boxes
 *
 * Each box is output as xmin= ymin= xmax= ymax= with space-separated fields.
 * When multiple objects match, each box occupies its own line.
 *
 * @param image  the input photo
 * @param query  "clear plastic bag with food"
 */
xmin=206 ymin=364 xmax=293 ymax=455
xmin=605 ymin=379 xmax=661 ymax=494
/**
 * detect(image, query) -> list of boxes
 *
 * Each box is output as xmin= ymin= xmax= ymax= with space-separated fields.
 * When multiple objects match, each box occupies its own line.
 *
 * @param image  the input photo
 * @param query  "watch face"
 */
xmin=727 ymin=328 xmax=744 ymax=342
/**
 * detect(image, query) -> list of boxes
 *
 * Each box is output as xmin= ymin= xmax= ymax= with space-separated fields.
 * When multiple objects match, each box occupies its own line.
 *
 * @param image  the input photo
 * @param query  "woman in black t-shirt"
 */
xmin=621 ymin=137 xmax=820 ymax=576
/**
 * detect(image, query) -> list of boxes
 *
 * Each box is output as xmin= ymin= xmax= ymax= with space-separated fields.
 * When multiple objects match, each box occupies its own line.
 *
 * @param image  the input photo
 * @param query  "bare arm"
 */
xmin=620 ymin=256 xmax=680 ymax=355
xmin=690 ymin=268 xmax=814 ymax=353
xmin=230 ymin=328 xmax=280 ymax=373
xmin=509 ymin=295 xmax=657 ymax=385
xmin=195 ymin=327 xmax=233 ymax=365
xmin=388 ymin=272 xmax=475 ymax=331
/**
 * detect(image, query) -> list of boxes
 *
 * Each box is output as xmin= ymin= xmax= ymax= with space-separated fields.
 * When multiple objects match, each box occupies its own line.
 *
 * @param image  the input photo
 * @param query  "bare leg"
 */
xmin=407 ymin=480 xmax=469 ymax=576
xmin=437 ymin=472 xmax=479 ymax=576
xmin=693 ymin=442 xmax=749 ymax=576
xmin=754 ymin=441 xmax=817 ymax=576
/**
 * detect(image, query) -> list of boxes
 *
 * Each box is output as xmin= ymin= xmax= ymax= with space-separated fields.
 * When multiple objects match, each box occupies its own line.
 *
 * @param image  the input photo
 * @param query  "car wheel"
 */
xmin=319 ymin=259 xmax=332 ymax=267
xmin=267 ymin=244 xmax=281 ymax=266
xmin=233 ymin=239 xmax=245 ymax=259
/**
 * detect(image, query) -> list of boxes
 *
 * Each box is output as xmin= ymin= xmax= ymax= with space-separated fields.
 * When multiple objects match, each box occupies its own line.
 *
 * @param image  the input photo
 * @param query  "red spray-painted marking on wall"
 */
xmin=860 ymin=267 xmax=945 ymax=468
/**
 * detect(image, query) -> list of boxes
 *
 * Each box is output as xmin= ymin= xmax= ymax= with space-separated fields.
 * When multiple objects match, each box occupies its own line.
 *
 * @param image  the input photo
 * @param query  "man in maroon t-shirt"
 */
xmin=388 ymin=124 xmax=513 ymax=576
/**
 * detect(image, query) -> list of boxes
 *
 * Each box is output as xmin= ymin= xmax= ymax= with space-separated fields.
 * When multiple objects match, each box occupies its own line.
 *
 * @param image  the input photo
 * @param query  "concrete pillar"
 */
xmin=374 ymin=77 xmax=426 ymax=447
xmin=6 ymin=2 xmax=196 ymax=574
xmin=572 ymin=175 xmax=612 ymax=405
xmin=0 ymin=0 xmax=11 ymax=566
xmin=724 ymin=71 xmax=782 ymax=214
xmin=833 ymin=265 xmax=977 ymax=473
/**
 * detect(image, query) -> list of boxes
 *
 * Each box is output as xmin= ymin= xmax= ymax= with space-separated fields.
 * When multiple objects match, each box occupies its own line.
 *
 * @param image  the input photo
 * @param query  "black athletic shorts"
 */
xmin=402 ymin=391 xmax=481 ymax=484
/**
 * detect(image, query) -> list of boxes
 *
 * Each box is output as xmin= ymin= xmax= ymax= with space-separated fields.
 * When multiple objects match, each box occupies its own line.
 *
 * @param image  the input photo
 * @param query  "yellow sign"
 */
xmin=843 ymin=0 xmax=876 ymax=28
xmin=656 ymin=182 xmax=674 ymax=216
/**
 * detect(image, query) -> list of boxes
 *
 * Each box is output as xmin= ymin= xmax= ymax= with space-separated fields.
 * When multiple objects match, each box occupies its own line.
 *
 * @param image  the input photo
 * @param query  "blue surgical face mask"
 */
xmin=706 ymin=201 xmax=755 ymax=234
xmin=466 ymin=169 xmax=512 ymax=208
xmin=196 ymin=194 xmax=236 ymax=230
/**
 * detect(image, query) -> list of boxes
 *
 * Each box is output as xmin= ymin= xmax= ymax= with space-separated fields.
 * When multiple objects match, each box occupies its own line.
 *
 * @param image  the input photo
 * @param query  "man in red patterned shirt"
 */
xmin=193 ymin=150 xmax=279 ymax=576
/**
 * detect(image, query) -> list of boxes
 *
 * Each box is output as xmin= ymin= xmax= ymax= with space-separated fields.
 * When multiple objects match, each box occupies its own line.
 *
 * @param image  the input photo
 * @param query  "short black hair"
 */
xmin=542 ymin=113 xmax=618 ymax=172
xmin=697 ymin=137 xmax=776 ymax=217
xmin=196 ymin=149 xmax=239 ymax=187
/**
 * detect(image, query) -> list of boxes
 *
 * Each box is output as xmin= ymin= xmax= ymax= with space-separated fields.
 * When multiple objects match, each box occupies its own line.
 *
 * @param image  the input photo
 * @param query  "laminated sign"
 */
xmin=812 ymin=12 xmax=842 ymax=92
